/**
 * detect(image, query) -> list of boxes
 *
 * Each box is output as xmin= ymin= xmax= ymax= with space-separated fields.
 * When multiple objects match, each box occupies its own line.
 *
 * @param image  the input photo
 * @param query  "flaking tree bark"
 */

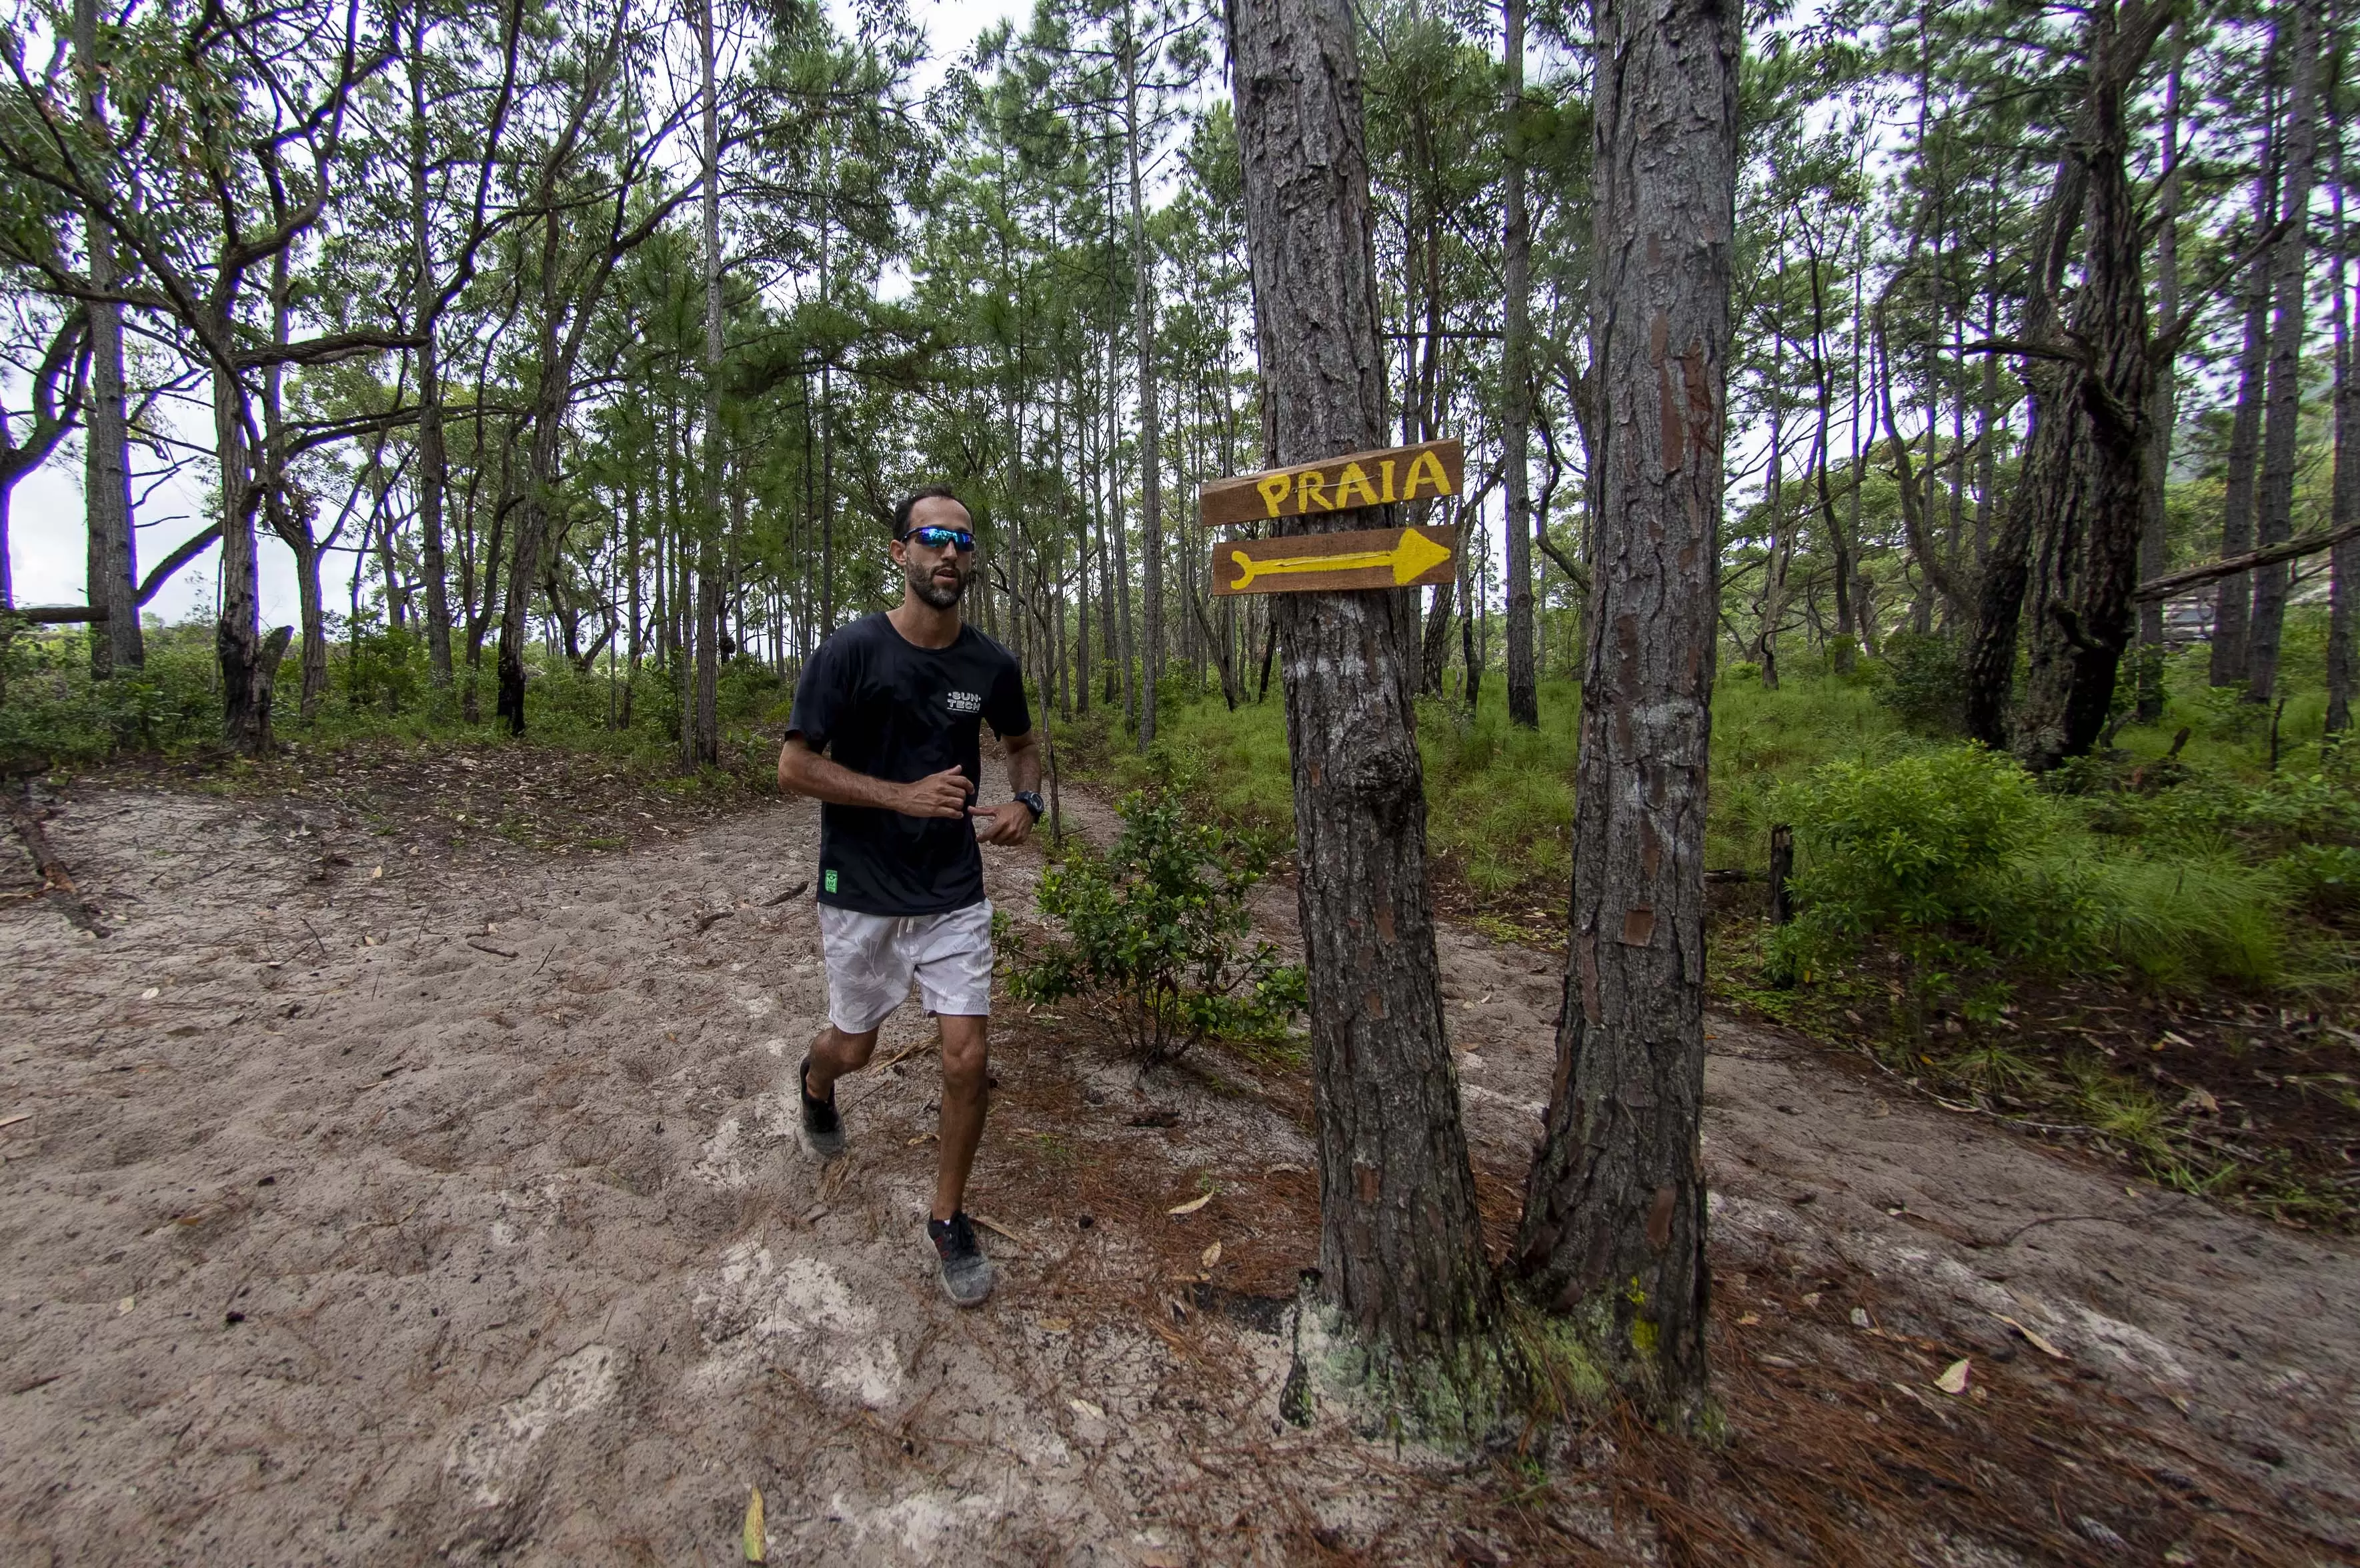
xmin=1514 ymin=0 xmax=1736 ymax=1419
xmin=1125 ymin=0 xmax=1166 ymax=750
xmin=1224 ymin=0 xmax=1494 ymax=1357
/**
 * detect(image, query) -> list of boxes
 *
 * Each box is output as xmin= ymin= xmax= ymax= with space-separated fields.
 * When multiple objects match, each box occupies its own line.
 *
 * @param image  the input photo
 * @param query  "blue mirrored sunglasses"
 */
xmin=899 ymin=525 xmax=976 ymax=553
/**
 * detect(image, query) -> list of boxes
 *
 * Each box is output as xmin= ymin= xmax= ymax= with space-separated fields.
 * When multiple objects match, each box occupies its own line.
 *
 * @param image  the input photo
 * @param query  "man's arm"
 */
xmin=778 ymin=735 xmax=972 ymax=818
xmin=974 ymin=728 xmax=1042 ymax=845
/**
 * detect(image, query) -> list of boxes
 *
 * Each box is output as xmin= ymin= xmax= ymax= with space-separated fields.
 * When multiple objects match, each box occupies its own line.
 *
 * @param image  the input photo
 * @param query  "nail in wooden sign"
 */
xmin=1197 ymin=437 xmax=1463 ymax=528
xmin=1211 ymin=525 xmax=1461 ymax=596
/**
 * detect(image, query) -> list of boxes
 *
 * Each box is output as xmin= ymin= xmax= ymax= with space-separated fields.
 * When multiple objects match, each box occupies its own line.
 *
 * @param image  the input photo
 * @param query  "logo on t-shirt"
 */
xmin=824 ymin=869 xmax=838 ymax=893
xmin=946 ymin=690 xmax=984 ymax=714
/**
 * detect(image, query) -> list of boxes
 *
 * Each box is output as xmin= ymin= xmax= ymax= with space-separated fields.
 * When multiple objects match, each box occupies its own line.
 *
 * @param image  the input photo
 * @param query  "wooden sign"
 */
xmin=1197 ymin=438 xmax=1463 ymax=528
xmin=1211 ymin=525 xmax=1460 ymax=596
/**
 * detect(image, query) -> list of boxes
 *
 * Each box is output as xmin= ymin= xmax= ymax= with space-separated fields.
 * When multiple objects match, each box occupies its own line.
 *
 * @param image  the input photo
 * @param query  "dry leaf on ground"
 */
xmin=1200 ymin=1241 xmax=1222 ymax=1269
xmin=1936 ymin=1358 xmax=1972 ymax=1395
xmin=742 ymin=1485 xmax=765 ymax=1563
xmin=1995 ymin=1313 xmax=2067 ymax=1359
xmin=1167 ymin=1191 xmax=1214 ymax=1216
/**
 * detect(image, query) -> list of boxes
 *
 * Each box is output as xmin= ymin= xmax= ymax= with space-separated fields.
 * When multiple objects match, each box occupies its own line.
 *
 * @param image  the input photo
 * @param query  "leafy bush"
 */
xmin=1003 ymin=789 xmax=1304 ymax=1061
xmin=1767 ymin=743 xmax=2090 ymax=984
xmin=1873 ymin=631 xmax=1965 ymax=736
xmin=1770 ymin=743 xmax=2309 ymax=995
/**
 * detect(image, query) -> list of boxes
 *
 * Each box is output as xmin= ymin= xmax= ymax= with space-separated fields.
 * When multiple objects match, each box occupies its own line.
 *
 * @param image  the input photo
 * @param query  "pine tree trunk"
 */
xmin=1500 ymin=0 xmax=1538 ymax=727
xmin=75 ymin=0 xmax=139 ymax=678
xmin=1514 ymin=0 xmax=1735 ymax=1421
xmin=409 ymin=13 xmax=455 ymax=690
xmin=2211 ymin=160 xmax=2279 ymax=687
xmin=1961 ymin=153 xmax=2086 ymax=748
xmin=2011 ymin=0 xmax=2171 ymax=771
xmin=2137 ymin=29 xmax=2183 ymax=723
xmin=1126 ymin=5 xmax=1165 ymax=751
xmin=687 ymin=0 xmax=724 ymax=770
xmin=2329 ymin=59 xmax=2355 ymax=735
xmin=1225 ymin=0 xmax=1494 ymax=1357
xmin=2243 ymin=0 xmax=2321 ymax=706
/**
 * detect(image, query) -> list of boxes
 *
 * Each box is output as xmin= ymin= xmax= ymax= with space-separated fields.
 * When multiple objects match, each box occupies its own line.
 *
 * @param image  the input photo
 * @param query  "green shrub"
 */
xmin=1003 ymin=789 xmax=1304 ymax=1061
xmin=1873 ymin=631 xmax=1965 ymax=736
xmin=1767 ymin=743 xmax=2090 ymax=984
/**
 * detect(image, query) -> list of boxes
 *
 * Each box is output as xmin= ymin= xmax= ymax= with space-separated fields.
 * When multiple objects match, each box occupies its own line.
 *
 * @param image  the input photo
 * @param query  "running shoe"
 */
xmin=796 ymin=1057 xmax=845 ymax=1161
xmin=928 ymin=1211 xmax=994 ymax=1307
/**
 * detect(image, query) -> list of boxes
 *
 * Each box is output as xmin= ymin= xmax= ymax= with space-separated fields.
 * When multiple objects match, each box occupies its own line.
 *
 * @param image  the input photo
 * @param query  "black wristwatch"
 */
xmin=1012 ymin=790 xmax=1046 ymax=821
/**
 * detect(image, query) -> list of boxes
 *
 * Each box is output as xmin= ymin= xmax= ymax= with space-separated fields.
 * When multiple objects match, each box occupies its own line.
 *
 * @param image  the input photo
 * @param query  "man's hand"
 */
xmin=972 ymin=801 xmax=1034 ymax=845
xmin=897 ymin=766 xmax=974 ymax=820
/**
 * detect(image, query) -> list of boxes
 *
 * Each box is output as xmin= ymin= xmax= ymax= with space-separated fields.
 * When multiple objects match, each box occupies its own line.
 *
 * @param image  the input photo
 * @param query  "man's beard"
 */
xmin=908 ymin=561 xmax=967 ymax=609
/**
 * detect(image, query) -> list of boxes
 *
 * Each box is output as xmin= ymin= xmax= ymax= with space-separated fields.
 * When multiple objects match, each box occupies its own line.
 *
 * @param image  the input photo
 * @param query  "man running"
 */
xmin=776 ymin=485 xmax=1042 ymax=1308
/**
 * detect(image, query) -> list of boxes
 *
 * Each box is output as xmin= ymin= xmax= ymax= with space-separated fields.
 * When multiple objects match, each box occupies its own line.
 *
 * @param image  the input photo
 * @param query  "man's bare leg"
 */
xmin=932 ymin=1013 xmax=989 ymax=1222
xmin=804 ymin=1023 xmax=879 ymax=1100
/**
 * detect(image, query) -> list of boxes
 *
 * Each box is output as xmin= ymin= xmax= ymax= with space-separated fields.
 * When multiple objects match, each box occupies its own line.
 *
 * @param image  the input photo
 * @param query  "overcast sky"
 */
xmin=4 ymin=0 xmax=1024 ymax=629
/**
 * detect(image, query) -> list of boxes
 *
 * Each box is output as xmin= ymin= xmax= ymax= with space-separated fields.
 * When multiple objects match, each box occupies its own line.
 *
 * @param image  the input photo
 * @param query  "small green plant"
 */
xmin=1004 ymin=789 xmax=1304 ymax=1062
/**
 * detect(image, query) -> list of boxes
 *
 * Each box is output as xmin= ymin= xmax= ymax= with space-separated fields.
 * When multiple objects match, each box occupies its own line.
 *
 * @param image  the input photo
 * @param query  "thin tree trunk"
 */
xmin=1514 ymin=0 xmax=1734 ymax=1421
xmin=1126 ymin=4 xmax=1165 ymax=751
xmin=1226 ymin=0 xmax=1493 ymax=1360
xmin=2329 ymin=33 xmax=2357 ymax=734
xmin=2211 ymin=131 xmax=2280 ymax=688
xmin=1500 ymin=0 xmax=1538 ymax=727
xmin=686 ymin=0 xmax=724 ymax=769
xmin=410 ymin=7 xmax=455 ymax=689
xmin=2243 ymin=0 xmax=2322 ymax=706
xmin=75 ymin=0 xmax=139 ymax=677
xmin=2137 ymin=27 xmax=2183 ymax=723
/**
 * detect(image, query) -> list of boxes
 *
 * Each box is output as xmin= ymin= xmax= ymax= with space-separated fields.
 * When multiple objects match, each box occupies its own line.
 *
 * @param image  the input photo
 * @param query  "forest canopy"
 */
xmin=0 ymin=0 xmax=2353 ymax=771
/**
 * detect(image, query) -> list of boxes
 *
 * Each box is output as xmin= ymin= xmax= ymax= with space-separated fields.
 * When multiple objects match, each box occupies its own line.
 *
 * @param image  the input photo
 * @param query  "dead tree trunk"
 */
xmin=1514 ymin=0 xmax=1735 ymax=1421
xmin=1224 ymin=0 xmax=1493 ymax=1358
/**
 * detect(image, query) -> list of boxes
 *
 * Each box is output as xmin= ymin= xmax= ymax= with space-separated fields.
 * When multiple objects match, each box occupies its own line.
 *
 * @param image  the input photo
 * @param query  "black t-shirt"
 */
xmin=787 ymin=613 xmax=1032 ymax=915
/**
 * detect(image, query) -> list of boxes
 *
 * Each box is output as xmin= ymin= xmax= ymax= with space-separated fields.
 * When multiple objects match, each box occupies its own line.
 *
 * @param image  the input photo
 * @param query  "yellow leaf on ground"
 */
xmin=1936 ymin=1358 xmax=1972 ymax=1395
xmin=1166 ymin=1191 xmax=1214 ymax=1216
xmin=742 ymin=1485 xmax=766 ymax=1562
xmin=1039 ymin=1317 xmax=1071 ymax=1333
xmin=1200 ymin=1241 xmax=1222 ymax=1269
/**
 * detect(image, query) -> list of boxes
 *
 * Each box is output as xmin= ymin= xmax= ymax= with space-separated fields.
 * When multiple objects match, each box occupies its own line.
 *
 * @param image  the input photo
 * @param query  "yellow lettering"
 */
xmin=1297 ymin=469 xmax=1330 ymax=511
xmin=1257 ymin=473 xmax=1292 ymax=517
xmin=1403 ymin=449 xmax=1452 ymax=499
xmin=1378 ymin=459 xmax=1396 ymax=503
xmin=1334 ymin=462 xmax=1380 ymax=509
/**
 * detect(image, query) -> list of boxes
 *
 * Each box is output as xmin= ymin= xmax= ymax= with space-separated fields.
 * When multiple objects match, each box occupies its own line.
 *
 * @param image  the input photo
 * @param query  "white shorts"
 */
xmin=818 ymin=900 xmax=994 ymax=1035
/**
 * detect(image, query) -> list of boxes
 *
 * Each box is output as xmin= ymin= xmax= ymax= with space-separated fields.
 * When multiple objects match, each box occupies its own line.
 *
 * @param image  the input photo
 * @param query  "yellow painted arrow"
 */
xmin=1228 ymin=527 xmax=1453 ymax=590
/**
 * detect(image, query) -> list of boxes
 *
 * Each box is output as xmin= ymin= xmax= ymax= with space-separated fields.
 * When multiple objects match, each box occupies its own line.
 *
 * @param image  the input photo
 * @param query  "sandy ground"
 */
xmin=3 ymin=763 xmax=2357 ymax=1566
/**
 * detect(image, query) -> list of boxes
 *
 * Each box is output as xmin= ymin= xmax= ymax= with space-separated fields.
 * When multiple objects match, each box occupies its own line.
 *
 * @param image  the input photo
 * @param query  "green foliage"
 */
xmin=1873 ymin=631 xmax=1966 ymax=736
xmin=1767 ymin=742 xmax=2320 ymax=995
xmin=1003 ymin=788 xmax=1303 ymax=1062
xmin=1766 ymin=745 xmax=2089 ymax=984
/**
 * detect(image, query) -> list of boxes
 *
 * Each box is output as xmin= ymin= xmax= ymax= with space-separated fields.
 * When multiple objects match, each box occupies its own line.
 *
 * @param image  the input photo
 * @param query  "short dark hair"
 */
xmin=892 ymin=485 xmax=968 ymax=537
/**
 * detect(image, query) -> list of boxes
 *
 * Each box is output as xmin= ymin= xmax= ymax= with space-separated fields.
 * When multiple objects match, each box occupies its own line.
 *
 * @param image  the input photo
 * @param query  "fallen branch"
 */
xmin=5 ymin=785 xmax=106 ymax=937
xmin=2133 ymin=519 xmax=2360 ymax=601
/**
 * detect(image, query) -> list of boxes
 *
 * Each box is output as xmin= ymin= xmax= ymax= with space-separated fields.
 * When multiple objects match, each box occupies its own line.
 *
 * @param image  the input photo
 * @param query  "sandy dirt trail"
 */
xmin=2 ymin=768 xmax=2356 ymax=1565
